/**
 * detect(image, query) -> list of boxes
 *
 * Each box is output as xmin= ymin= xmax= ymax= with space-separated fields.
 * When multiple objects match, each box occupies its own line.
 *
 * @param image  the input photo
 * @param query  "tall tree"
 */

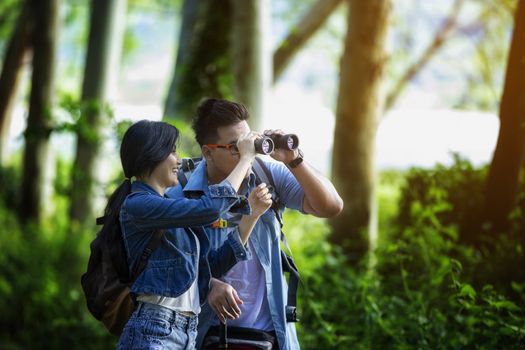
xmin=163 ymin=0 xmax=233 ymax=123
xmin=231 ymin=0 xmax=270 ymax=130
xmin=19 ymin=0 xmax=60 ymax=223
xmin=163 ymin=0 xmax=199 ymax=122
xmin=69 ymin=0 xmax=127 ymax=225
xmin=483 ymin=0 xmax=525 ymax=233
xmin=0 ymin=1 xmax=34 ymax=163
xmin=330 ymin=0 xmax=391 ymax=262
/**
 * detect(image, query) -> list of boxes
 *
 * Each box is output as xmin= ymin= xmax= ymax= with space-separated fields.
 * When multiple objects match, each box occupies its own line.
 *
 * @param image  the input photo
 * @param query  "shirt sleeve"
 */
xmin=124 ymin=181 xmax=248 ymax=232
xmin=266 ymin=161 xmax=306 ymax=213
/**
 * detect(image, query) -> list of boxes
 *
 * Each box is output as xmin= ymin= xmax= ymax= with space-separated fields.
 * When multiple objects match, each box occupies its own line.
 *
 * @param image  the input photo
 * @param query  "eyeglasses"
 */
xmin=205 ymin=142 xmax=240 ymax=155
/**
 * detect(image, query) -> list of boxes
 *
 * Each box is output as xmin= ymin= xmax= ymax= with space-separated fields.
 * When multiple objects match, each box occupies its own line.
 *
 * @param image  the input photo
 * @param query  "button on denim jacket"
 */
xmin=120 ymin=181 xmax=250 ymax=305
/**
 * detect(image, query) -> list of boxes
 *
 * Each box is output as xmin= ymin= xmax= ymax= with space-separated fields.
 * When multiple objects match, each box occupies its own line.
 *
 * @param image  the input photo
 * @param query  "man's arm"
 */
xmin=287 ymin=160 xmax=343 ymax=218
xmin=265 ymin=129 xmax=343 ymax=218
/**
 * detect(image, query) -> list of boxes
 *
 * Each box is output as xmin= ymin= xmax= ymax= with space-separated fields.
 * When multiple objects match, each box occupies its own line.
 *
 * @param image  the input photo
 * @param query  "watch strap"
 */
xmin=287 ymin=149 xmax=304 ymax=168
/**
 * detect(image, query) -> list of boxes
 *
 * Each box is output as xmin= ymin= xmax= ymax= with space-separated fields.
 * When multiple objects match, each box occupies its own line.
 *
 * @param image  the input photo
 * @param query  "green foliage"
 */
xmin=0 ymin=204 xmax=116 ymax=349
xmin=0 ymin=0 xmax=21 ymax=51
xmin=164 ymin=0 xmax=234 ymax=123
xmin=0 ymin=164 xmax=20 ymax=209
xmin=2 ymin=154 xmax=524 ymax=348
xmin=456 ymin=0 xmax=517 ymax=111
xmin=169 ymin=118 xmax=201 ymax=158
xmin=396 ymin=154 xmax=488 ymax=244
xmin=291 ymin=159 xmax=525 ymax=349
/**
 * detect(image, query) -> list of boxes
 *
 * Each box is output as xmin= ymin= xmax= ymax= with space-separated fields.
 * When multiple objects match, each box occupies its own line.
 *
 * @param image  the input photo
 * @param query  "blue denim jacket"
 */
xmin=167 ymin=159 xmax=305 ymax=350
xmin=120 ymin=181 xmax=250 ymax=304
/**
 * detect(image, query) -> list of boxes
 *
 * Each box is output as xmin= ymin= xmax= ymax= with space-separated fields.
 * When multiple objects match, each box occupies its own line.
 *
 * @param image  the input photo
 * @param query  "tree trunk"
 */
xmin=483 ymin=0 xmax=525 ymax=233
xmin=231 ymin=0 xmax=270 ymax=130
xmin=69 ymin=0 xmax=126 ymax=225
xmin=330 ymin=0 xmax=391 ymax=263
xmin=163 ymin=0 xmax=233 ymax=123
xmin=0 ymin=0 xmax=34 ymax=163
xmin=19 ymin=0 xmax=59 ymax=223
xmin=273 ymin=0 xmax=343 ymax=83
xmin=163 ymin=0 xmax=199 ymax=121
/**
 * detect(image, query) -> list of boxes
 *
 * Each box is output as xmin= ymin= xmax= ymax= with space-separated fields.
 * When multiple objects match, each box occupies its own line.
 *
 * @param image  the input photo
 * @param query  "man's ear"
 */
xmin=202 ymin=146 xmax=212 ymax=162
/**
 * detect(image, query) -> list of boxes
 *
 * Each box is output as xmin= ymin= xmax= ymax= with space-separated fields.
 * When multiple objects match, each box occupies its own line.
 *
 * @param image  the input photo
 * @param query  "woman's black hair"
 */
xmin=103 ymin=120 xmax=179 ymax=218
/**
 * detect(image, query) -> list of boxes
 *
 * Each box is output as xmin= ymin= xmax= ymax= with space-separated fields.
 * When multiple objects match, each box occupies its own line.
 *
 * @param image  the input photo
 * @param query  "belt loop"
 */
xmin=135 ymin=301 xmax=144 ymax=316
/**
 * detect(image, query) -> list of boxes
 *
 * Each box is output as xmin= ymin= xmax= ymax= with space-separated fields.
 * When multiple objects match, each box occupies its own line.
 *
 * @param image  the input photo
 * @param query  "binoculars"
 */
xmin=254 ymin=134 xmax=299 ymax=155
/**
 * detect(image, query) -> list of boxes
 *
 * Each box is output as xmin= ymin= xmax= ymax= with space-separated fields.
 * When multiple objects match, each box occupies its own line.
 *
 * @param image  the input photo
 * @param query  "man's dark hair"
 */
xmin=192 ymin=98 xmax=250 ymax=146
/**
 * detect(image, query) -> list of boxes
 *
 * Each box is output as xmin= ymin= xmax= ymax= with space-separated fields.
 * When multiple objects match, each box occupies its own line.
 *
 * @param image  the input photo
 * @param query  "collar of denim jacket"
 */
xmin=131 ymin=181 xmax=163 ymax=197
xmin=183 ymin=159 xmax=256 ymax=195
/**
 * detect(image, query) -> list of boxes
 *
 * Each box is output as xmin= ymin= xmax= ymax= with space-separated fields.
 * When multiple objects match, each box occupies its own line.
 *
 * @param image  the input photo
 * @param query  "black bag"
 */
xmin=80 ymin=214 xmax=164 ymax=336
xmin=202 ymin=323 xmax=276 ymax=350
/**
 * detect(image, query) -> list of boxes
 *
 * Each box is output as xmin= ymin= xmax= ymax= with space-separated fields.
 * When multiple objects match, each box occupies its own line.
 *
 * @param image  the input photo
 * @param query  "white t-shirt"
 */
xmin=137 ymin=234 xmax=201 ymax=315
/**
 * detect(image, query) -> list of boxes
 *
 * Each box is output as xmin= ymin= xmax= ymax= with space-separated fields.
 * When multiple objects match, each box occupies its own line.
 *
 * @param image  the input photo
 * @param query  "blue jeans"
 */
xmin=117 ymin=302 xmax=198 ymax=350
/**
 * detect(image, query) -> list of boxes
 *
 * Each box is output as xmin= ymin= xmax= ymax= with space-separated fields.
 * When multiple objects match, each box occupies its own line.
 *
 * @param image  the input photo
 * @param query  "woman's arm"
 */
xmin=236 ymin=183 xmax=272 ymax=244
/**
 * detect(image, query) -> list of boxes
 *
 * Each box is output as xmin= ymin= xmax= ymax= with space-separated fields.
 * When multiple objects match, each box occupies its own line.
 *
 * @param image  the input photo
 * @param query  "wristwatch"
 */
xmin=287 ymin=148 xmax=304 ymax=168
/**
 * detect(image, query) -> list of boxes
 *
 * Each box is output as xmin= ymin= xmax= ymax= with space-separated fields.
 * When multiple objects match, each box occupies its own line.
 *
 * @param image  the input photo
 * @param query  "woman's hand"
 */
xmin=236 ymin=131 xmax=257 ymax=160
xmin=248 ymin=183 xmax=272 ymax=217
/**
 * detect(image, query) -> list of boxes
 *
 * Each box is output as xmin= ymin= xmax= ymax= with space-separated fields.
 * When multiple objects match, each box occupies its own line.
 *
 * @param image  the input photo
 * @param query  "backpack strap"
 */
xmin=131 ymin=229 xmax=165 ymax=281
xmin=252 ymin=157 xmax=284 ymax=227
xmin=251 ymin=157 xmax=301 ymax=322
xmin=281 ymin=251 xmax=300 ymax=322
xmin=178 ymin=157 xmax=203 ymax=196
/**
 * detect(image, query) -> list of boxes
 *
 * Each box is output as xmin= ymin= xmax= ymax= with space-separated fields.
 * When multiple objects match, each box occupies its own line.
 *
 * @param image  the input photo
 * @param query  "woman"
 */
xmin=103 ymin=120 xmax=271 ymax=349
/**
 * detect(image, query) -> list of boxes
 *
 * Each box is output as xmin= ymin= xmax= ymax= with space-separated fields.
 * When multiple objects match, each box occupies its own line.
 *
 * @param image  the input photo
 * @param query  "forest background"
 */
xmin=0 ymin=0 xmax=524 ymax=349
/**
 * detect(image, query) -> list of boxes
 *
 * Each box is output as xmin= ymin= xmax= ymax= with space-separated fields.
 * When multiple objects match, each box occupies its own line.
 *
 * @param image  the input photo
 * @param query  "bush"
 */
xmin=291 ymin=158 xmax=525 ymax=349
xmin=0 ymin=204 xmax=116 ymax=349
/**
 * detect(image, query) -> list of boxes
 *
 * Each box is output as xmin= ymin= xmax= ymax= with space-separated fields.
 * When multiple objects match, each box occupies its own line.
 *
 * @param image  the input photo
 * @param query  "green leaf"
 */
xmin=459 ymin=284 xmax=476 ymax=300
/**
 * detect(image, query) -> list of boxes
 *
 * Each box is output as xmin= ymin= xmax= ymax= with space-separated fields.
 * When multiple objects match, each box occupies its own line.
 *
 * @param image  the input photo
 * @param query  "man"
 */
xmin=168 ymin=98 xmax=343 ymax=349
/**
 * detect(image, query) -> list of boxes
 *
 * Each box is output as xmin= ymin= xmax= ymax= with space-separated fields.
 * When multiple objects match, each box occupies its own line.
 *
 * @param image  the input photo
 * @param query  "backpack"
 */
xmin=178 ymin=156 xmax=300 ymax=323
xmin=81 ymin=214 xmax=164 ymax=336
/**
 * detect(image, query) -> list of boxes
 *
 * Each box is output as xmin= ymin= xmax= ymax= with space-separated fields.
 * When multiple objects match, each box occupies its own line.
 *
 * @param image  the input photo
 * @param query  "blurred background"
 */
xmin=0 ymin=0 xmax=524 ymax=348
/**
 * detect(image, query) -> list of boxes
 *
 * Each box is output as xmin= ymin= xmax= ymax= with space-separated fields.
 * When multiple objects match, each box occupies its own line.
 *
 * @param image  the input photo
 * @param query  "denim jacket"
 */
xmin=120 ymin=181 xmax=250 ymax=305
xmin=167 ymin=159 xmax=305 ymax=350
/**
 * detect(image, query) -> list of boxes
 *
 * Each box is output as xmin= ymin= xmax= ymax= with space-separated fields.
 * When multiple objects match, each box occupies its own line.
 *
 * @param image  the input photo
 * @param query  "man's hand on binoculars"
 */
xmin=264 ymin=129 xmax=299 ymax=163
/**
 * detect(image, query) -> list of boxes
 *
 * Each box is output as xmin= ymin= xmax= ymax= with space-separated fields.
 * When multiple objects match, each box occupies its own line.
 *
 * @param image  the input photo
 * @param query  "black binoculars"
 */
xmin=269 ymin=134 xmax=299 ymax=150
xmin=254 ymin=137 xmax=274 ymax=155
xmin=254 ymin=133 xmax=299 ymax=155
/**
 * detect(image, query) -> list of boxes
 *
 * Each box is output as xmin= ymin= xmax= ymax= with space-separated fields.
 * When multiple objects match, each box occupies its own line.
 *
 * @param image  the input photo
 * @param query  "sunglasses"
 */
xmin=205 ymin=142 xmax=240 ymax=155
